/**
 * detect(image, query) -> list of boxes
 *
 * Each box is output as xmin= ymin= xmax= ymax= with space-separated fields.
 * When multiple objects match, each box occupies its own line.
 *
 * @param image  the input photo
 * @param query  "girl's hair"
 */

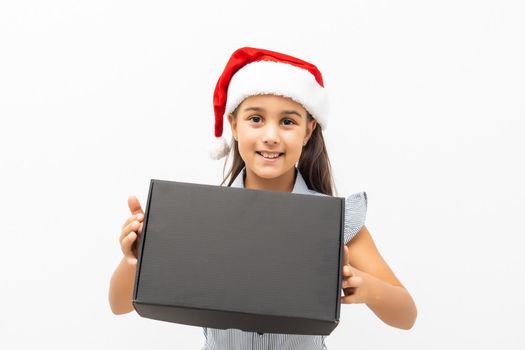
xmin=219 ymin=105 xmax=338 ymax=197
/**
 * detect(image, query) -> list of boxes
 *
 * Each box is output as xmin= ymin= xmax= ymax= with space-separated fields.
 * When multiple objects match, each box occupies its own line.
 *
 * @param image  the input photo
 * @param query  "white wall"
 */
xmin=1 ymin=0 xmax=524 ymax=349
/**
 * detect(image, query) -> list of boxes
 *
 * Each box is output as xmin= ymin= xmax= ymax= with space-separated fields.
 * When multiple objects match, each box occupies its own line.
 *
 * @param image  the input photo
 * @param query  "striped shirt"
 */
xmin=202 ymin=166 xmax=367 ymax=350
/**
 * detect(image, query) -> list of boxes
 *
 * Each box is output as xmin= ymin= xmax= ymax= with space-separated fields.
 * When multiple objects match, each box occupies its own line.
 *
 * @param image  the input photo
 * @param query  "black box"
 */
xmin=132 ymin=179 xmax=346 ymax=335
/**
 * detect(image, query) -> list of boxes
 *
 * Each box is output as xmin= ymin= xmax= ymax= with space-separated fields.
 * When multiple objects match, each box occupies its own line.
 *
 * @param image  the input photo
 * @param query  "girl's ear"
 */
xmin=304 ymin=119 xmax=317 ymax=144
xmin=227 ymin=113 xmax=237 ymax=139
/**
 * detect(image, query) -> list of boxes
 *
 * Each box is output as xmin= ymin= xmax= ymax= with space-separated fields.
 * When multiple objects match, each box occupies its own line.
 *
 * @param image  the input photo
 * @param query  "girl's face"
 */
xmin=228 ymin=94 xmax=317 ymax=181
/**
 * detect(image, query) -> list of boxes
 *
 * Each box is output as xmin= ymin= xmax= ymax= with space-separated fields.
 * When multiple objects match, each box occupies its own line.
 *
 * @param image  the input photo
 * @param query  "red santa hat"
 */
xmin=209 ymin=46 xmax=328 ymax=160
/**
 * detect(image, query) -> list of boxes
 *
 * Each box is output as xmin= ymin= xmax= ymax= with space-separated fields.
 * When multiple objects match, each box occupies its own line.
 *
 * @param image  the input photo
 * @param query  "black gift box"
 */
xmin=132 ymin=179 xmax=346 ymax=335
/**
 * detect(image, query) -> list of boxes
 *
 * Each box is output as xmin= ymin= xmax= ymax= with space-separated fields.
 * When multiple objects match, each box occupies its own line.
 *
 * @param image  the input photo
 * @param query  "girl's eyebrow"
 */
xmin=243 ymin=106 xmax=303 ymax=118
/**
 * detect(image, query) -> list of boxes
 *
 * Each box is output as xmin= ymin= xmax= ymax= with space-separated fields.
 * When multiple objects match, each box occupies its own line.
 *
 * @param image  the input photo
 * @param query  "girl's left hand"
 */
xmin=341 ymin=245 xmax=371 ymax=304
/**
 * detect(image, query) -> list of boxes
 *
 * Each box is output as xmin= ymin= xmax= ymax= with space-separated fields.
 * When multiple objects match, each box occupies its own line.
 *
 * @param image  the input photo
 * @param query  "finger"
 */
xmin=128 ymin=195 xmax=145 ymax=216
xmin=121 ymin=213 xmax=144 ymax=231
xmin=344 ymin=245 xmax=350 ymax=266
xmin=119 ymin=220 xmax=140 ymax=243
xmin=343 ymin=264 xmax=353 ymax=278
xmin=342 ymin=276 xmax=363 ymax=289
xmin=123 ymin=233 xmax=138 ymax=266
xmin=121 ymin=231 xmax=137 ymax=257
xmin=119 ymin=221 xmax=135 ymax=242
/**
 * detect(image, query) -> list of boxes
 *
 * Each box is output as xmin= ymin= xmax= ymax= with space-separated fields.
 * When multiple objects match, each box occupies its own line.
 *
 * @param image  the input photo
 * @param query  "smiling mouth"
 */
xmin=256 ymin=151 xmax=284 ymax=159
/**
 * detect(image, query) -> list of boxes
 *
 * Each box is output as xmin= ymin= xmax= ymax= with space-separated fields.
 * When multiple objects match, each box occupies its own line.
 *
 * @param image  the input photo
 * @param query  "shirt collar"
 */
xmin=230 ymin=166 xmax=309 ymax=194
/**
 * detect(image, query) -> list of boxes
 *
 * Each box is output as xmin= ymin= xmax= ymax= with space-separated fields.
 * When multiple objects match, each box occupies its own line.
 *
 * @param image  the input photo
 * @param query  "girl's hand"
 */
xmin=118 ymin=195 xmax=145 ymax=266
xmin=341 ymin=245 xmax=370 ymax=305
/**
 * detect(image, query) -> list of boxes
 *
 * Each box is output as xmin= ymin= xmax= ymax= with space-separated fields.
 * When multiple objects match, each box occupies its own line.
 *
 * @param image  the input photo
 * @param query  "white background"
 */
xmin=1 ymin=0 xmax=524 ymax=349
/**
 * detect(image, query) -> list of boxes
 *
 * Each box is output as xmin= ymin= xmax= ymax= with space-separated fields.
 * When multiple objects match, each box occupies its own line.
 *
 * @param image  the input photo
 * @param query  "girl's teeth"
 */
xmin=260 ymin=152 xmax=281 ymax=159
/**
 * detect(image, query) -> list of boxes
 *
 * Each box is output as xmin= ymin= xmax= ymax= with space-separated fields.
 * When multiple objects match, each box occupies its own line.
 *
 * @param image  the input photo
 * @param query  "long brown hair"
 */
xmin=219 ymin=107 xmax=338 ymax=197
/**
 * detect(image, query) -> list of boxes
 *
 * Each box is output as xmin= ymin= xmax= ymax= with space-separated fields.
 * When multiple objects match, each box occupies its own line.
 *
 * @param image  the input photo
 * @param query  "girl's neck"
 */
xmin=243 ymin=167 xmax=297 ymax=193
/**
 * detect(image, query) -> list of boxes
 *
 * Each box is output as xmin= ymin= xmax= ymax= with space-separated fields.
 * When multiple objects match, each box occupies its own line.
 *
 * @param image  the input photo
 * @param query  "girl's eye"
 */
xmin=248 ymin=115 xmax=296 ymax=126
xmin=250 ymin=115 xmax=262 ymax=123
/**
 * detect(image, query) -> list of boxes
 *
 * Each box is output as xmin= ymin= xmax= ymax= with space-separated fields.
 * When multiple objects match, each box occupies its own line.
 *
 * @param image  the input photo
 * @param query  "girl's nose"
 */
xmin=262 ymin=124 xmax=280 ymax=144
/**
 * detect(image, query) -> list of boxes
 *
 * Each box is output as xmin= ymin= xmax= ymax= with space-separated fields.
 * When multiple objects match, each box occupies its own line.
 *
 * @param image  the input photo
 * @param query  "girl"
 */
xmin=109 ymin=47 xmax=417 ymax=350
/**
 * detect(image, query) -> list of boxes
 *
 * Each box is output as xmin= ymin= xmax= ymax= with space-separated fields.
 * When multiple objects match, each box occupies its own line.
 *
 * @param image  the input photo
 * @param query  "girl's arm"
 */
xmin=346 ymin=225 xmax=417 ymax=330
xmin=108 ymin=257 xmax=137 ymax=315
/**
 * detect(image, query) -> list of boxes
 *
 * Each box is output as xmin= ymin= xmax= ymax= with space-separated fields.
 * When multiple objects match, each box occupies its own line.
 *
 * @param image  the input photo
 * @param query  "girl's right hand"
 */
xmin=119 ymin=195 xmax=145 ymax=266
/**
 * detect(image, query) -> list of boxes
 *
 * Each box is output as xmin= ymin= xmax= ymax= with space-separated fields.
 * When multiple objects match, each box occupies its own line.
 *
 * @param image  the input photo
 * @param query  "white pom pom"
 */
xmin=209 ymin=136 xmax=231 ymax=160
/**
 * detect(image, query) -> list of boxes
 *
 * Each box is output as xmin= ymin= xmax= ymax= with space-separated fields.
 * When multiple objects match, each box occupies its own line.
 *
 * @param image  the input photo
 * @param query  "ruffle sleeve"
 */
xmin=344 ymin=191 xmax=368 ymax=244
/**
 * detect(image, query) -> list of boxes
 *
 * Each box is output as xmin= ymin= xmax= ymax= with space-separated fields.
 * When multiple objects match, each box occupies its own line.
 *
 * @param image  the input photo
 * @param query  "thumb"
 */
xmin=128 ymin=195 xmax=144 ymax=216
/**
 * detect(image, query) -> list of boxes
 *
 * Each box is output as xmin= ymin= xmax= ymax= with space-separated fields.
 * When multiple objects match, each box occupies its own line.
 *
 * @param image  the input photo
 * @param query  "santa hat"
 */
xmin=209 ymin=47 xmax=328 ymax=160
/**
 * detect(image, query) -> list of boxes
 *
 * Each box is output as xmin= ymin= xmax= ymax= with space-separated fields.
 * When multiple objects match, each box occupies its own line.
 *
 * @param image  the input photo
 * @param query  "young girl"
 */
xmin=109 ymin=47 xmax=417 ymax=350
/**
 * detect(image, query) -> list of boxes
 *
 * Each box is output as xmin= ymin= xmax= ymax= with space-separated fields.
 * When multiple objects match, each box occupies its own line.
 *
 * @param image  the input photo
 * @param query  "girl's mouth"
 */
xmin=256 ymin=151 xmax=284 ymax=161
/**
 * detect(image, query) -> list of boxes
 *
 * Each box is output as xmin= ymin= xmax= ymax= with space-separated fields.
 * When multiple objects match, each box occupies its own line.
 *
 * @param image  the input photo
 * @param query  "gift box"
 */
xmin=132 ymin=178 xmax=346 ymax=335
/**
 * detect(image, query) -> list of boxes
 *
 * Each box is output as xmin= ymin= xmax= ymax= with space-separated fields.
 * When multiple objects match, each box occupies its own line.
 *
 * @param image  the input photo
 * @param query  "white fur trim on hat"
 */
xmin=209 ymin=136 xmax=231 ymax=160
xmin=224 ymin=60 xmax=328 ymax=129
